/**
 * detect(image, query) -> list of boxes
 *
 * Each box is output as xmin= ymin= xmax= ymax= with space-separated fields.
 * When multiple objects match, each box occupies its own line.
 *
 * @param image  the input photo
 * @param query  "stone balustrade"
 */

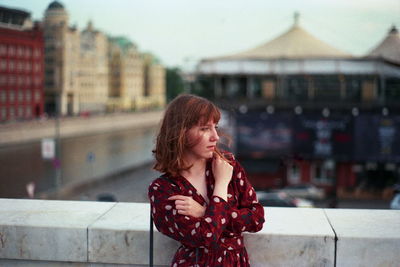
xmin=0 ymin=198 xmax=399 ymax=266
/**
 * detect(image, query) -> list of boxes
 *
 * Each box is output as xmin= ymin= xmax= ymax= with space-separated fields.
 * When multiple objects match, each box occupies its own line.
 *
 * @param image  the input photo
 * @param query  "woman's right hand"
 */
xmin=212 ymin=153 xmax=233 ymax=185
xmin=212 ymin=154 xmax=233 ymax=201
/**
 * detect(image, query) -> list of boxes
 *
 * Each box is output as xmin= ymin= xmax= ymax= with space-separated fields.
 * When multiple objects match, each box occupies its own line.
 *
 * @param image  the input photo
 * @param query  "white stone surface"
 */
xmin=0 ymin=259 xmax=163 ymax=266
xmin=0 ymin=198 xmax=115 ymax=262
xmin=245 ymin=207 xmax=335 ymax=267
xmin=325 ymin=209 xmax=400 ymax=267
xmin=88 ymin=202 xmax=179 ymax=265
xmin=2 ymin=199 xmax=400 ymax=266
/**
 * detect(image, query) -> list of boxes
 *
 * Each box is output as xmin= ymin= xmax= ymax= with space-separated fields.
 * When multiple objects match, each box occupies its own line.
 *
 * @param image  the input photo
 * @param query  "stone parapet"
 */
xmin=0 ymin=198 xmax=399 ymax=266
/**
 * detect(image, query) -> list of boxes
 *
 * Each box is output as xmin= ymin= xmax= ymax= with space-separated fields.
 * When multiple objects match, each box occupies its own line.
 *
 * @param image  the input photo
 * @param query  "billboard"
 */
xmin=292 ymin=115 xmax=353 ymax=160
xmin=354 ymin=115 xmax=400 ymax=162
xmin=236 ymin=112 xmax=292 ymax=158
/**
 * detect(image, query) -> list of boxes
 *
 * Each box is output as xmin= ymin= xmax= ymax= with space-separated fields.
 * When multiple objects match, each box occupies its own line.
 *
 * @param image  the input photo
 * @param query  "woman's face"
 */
xmin=185 ymin=120 xmax=220 ymax=160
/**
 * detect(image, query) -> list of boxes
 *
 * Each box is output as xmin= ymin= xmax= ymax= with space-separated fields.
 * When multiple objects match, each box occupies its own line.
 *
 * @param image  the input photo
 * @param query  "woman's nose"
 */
xmin=211 ymin=128 xmax=220 ymax=141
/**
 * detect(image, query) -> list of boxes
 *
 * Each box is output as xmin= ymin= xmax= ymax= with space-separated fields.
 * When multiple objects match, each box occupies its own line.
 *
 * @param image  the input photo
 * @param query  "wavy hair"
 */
xmin=153 ymin=94 xmax=229 ymax=176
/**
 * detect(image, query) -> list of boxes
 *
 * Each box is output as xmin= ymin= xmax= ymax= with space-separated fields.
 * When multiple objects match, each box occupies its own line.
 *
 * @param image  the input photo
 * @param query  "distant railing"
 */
xmin=0 ymin=198 xmax=399 ymax=266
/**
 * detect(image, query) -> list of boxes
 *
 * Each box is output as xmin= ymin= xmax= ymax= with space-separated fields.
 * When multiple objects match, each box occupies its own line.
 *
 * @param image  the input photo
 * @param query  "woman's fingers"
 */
xmin=177 ymin=209 xmax=188 ymax=215
xmin=174 ymin=199 xmax=186 ymax=205
xmin=168 ymin=195 xmax=187 ymax=201
xmin=175 ymin=204 xmax=186 ymax=210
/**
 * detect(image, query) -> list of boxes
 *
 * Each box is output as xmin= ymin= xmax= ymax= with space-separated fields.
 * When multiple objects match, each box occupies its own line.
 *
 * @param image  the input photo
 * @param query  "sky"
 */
xmin=1 ymin=0 xmax=399 ymax=69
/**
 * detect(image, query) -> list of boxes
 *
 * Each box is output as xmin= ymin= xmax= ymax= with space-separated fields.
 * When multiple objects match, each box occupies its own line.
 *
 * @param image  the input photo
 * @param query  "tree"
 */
xmin=166 ymin=67 xmax=184 ymax=102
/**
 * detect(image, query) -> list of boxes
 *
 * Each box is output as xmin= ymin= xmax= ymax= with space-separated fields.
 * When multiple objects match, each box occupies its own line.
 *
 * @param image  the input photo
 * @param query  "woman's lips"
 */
xmin=207 ymin=145 xmax=215 ymax=150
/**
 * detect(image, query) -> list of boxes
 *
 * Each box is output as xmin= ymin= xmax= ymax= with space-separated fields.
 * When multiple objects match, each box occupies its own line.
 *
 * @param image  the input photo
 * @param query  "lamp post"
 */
xmin=54 ymin=90 xmax=61 ymax=190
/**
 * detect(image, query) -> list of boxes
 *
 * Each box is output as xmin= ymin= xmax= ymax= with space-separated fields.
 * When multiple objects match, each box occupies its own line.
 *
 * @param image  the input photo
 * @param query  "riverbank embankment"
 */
xmin=0 ymin=110 xmax=164 ymax=146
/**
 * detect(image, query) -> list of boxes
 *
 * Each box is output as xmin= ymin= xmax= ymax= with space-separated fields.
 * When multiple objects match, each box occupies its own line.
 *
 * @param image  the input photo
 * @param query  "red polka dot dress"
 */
xmin=148 ymin=154 xmax=265 ymax=266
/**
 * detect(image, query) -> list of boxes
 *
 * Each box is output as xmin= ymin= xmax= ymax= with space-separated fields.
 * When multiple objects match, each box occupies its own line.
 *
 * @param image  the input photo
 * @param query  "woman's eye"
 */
xmin=201 ymin=127 xmax=209 ymax=131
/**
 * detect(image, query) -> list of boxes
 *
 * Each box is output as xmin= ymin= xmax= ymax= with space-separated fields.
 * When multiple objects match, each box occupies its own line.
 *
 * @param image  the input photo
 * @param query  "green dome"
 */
xmin=47 ymin=1 xmax=64 ymax=10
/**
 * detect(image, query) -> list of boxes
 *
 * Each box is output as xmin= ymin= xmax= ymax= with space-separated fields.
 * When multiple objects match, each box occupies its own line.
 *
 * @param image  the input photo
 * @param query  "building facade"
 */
xmin=108 ymin=36 xmax=144 ymax=111
xmin=79 ymin=21 xmax=109 ymax=113
xmin=0 ymin=6 xmax=44 ymax=122
xmin=43 ymin=1 xmax=80 ymax=116
xmin=140 ymin=53 xmax=166 ymax=109
xmin=43 ymin=1 xmax=166 ymax=115
xmin=196 ymin=15 xmax=400 ymax=197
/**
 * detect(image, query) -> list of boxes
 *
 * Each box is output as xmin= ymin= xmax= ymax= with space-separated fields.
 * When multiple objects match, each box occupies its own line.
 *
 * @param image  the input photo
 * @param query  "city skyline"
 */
xmin=1 ymin=0 xmax=400 ymax=68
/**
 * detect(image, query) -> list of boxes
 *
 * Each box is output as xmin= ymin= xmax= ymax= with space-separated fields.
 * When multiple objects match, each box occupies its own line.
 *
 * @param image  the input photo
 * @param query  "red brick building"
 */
xmin=0 ymin=6 xmax=44 ymax=122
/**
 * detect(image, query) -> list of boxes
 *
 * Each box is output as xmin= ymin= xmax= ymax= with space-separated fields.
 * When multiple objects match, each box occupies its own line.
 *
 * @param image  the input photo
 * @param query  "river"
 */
xmin=0 ymin=126 xmax=157 ymax=198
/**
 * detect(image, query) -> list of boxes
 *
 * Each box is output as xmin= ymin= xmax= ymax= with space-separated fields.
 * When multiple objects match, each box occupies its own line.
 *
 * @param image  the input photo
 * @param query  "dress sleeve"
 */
xmin=227 ymin=160 xmax=265 ymax=234
xmin=148 ymin=179 xmax=231 ymax=248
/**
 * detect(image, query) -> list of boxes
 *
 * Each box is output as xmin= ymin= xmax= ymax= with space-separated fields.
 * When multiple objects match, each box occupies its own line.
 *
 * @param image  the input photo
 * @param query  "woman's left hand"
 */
xmin=168 ymin=195 xmax=206 ymax=218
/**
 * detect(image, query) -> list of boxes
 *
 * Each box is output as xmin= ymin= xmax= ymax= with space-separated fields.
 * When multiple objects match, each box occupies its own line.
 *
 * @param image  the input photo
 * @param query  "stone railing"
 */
xmin=0 ymin=198 xmax=399 ymax=266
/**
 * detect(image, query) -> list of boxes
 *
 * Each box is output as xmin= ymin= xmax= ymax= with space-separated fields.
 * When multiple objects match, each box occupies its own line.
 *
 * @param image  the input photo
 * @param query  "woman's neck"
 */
xmin=181 ymin=154 xmax=206 ymax=180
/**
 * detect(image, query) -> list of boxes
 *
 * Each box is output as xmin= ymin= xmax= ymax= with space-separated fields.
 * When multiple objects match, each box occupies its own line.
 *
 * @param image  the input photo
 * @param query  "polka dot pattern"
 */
xmin=148 ymin=152 xmax=264 ymax=267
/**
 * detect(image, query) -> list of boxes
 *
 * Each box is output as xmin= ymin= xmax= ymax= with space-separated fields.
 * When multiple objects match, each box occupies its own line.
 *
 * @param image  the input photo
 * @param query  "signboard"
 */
xmin=236 ymin=112 xmax=292 ymax=158
xmin=354 ymin=115 xmax=400 ymax=162
xmin=292 ymin=115 xmax=353 ymax=160
xmin=41 ymin=138 xmax=55 ymax=159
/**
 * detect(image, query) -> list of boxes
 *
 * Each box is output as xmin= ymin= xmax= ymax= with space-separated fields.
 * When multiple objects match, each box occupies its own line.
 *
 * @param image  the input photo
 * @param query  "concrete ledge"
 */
xmin=0 ymin=198 xmax=399 ymax=266
xmin=0 ymin=199 xmax=115 ymax=262
xmin=325 ymin=209 xmax=400 ymax=267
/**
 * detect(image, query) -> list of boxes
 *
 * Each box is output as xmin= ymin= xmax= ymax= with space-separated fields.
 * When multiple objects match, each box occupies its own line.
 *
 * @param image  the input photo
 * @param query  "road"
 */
xmin=61 ymin=164 xmax=392 ymax=210
xmin=62 ymin=163 xmax=158 ymax=203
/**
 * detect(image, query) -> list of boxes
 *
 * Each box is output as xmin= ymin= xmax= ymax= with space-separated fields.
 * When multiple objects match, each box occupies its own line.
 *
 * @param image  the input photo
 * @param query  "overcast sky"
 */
xmin=2 ymin=0 xmax=400 ymax=69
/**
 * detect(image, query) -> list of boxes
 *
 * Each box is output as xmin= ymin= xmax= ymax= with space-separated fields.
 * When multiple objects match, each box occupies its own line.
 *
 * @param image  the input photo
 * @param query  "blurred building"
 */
xmin=43 ymin=1 xmax=165 ymax=115
xmin=79 ymin=21 xmax=109 ymax=113
xmin=108 ymin=36 xmax=144 ymax=111
xmin=43 ymin=1 xmax=80 ymax=115
xmin=0 ymin=6 xmax=44 ymax=121
xmin=107 ymin=38 xmax=166 ymax=111
xmin=141 ymin=53 xmax=166 ymax=109
xmin=196 ymin=14 xmax=400 ymax=197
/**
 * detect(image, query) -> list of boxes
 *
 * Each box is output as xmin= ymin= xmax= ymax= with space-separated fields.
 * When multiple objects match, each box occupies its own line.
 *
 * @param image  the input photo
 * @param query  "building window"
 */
xmin=0 ymin=59 xmax=6 ymax=70
xmin=26 ymin=106 xmax=31 ymax=117
xmin=18 ymin=90 xmax=24 ymax=102
xmin=34 ymin=63 xmax=41 ymax=73
xmin=18 ymin=76 xmax=24 ymax=86
xmin=287 ymin=162 xmax=301 ymax=184
xmin=0 ymin=44 xmax=6 ymax=56
xmin=0 ymin=76 xmax=6 ymax=85
xmin=9 ymin=60 xmax=15 ymax=71
xmin=17 ymin=47 xmax=24 ymax=57
xmin=9 ymin=91 xmax=15 ymax=102
xmin=34 ymin=49 xmax=41 ymax=58
xmin=8 ymin=46 xmax=15 ymax=56
xmin=26 ymin=90 xmax=31 ymax=101
xmin=9 ymin=76 xmax=16 ymax=85
xmin=25 ymin=62 xmax=32 ymax=72
xmin=35 ymin=90 xmax=41 ymax=101
xmin=0 ymin=90 xmax=6 ymax=102
xmin=25 ymin=76 xmax=31 ymax=86
xmin=18 ymin=106 xmax=24 ymax=117
xmin=312 ymin=160 xmax=335 ymax=185
xmin=9 ymin=107 xmax=15 ymax=118
xmin=34 ymin=77 xmax=41 ymax=86
xmin=17 ymin=61 xmax=24 ymax=71
xmin=1 ymin=107 xmax=6 ymax=120
xmin=25 ymin=48 xmax=32 ymax=58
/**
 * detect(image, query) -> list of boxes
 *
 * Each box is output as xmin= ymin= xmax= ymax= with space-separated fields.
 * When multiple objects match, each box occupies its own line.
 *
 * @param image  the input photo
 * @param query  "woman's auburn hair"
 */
xmin=153 ymin=94 xmax=229 ymax=176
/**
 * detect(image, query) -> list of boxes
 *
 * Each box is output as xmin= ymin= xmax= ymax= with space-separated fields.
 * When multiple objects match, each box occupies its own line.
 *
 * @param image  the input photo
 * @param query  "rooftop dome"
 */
xmin=210 ymin=13 xmax=352 ymax=60
xmin=368 ymin=25 xmax=400 ymax=64
xmin=47 ymin=1 xmax=65 ymax=10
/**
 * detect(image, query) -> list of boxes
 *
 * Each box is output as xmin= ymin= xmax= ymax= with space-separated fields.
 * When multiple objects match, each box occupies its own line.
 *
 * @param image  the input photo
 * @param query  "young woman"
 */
xmin=148 ymin=94 xmax=265 ymax=266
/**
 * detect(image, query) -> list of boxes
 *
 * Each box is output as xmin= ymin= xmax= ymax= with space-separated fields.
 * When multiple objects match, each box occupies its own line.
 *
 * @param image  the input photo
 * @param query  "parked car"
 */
xmin=256 ymin=191 xmax=314 ymax=208
xmin=272 ymin=184 xmax=325 ymax=200
xmin=390 ymin=193 xmax=400 ymax=209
